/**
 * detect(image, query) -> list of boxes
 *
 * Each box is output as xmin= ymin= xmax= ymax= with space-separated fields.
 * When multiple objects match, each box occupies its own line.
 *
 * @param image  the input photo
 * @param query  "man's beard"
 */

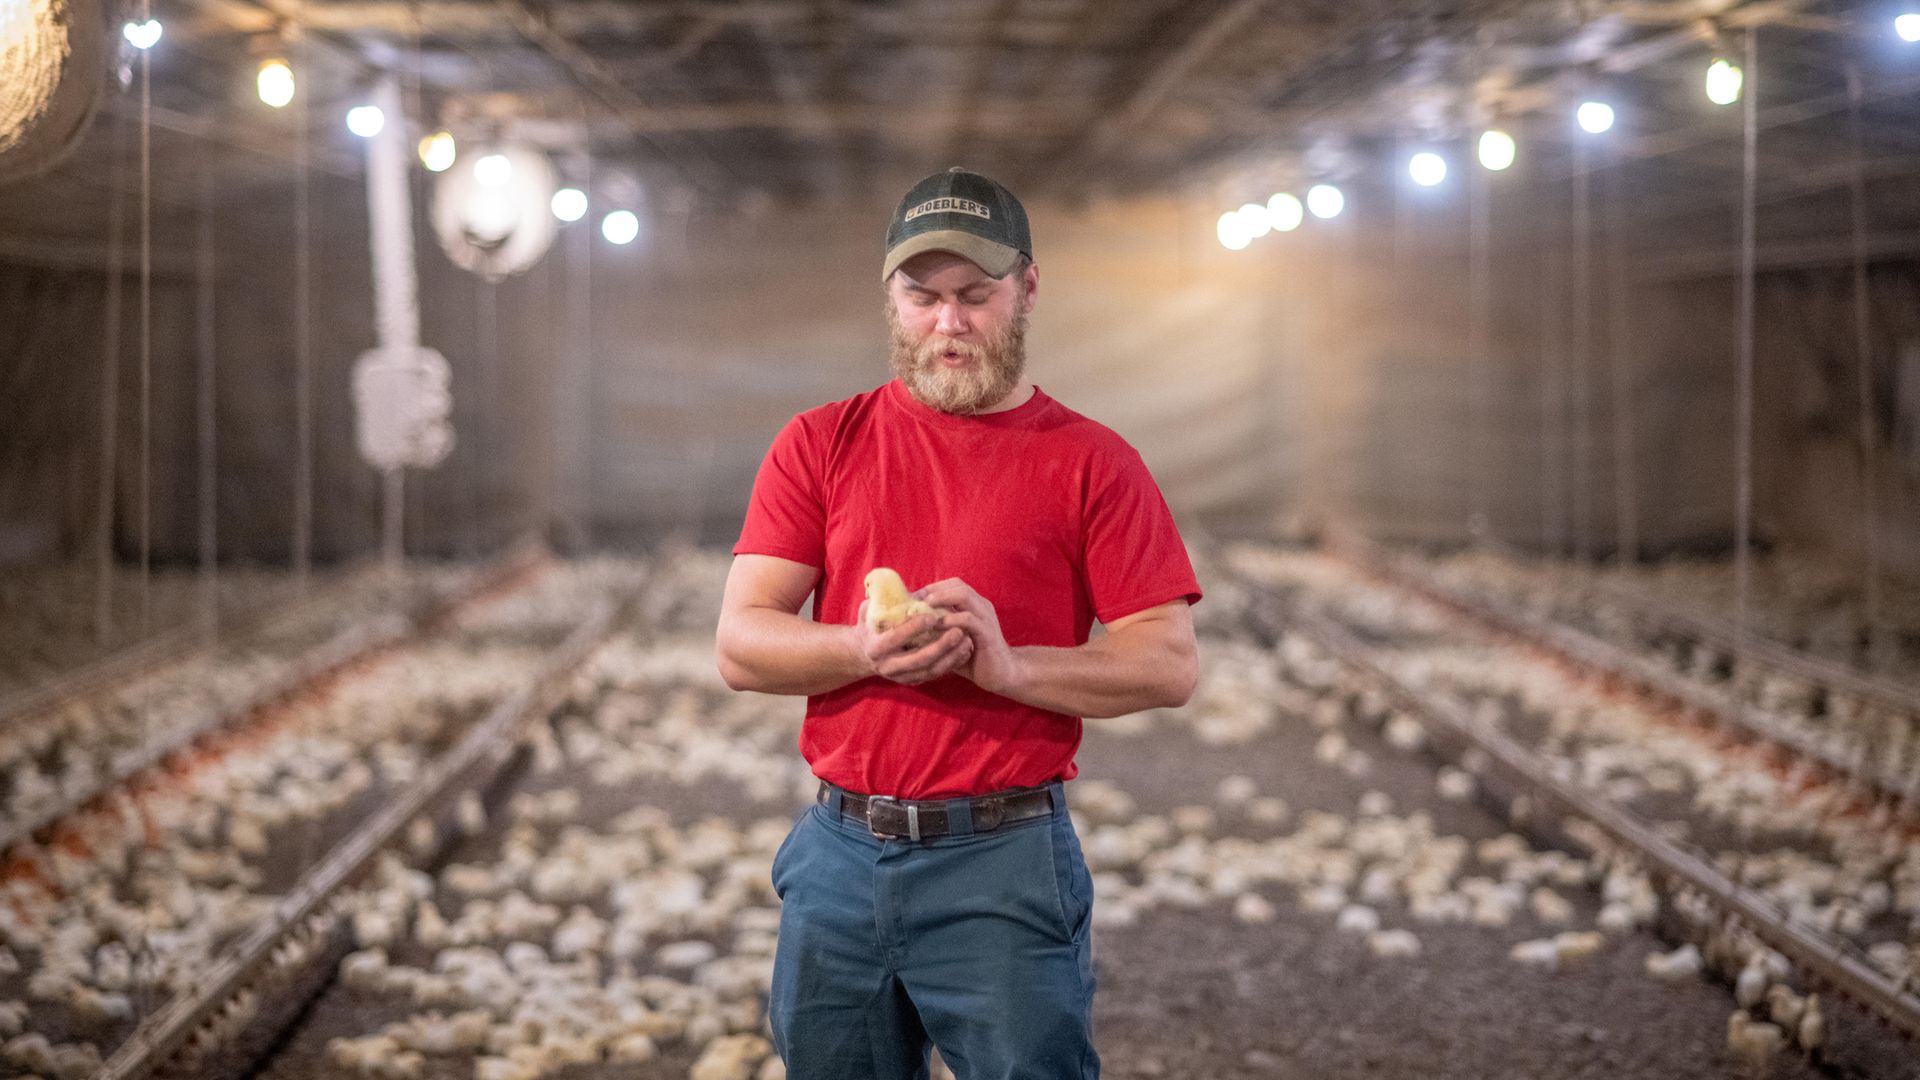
xmin=886 ymin=302 xmax=1028 ymax=415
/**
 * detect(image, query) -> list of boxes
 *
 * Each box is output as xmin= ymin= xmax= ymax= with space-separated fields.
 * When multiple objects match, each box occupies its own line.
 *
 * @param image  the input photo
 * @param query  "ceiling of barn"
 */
xmin=1 ymin=0 xmax=1917 ymax=273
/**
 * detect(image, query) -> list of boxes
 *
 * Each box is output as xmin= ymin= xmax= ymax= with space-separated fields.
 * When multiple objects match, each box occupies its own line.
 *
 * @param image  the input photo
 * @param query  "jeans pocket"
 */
xmin=771 ymin=805 xmax=811 ymax=900
xmin=1046 ymin=817 xmax=1092 ymax=941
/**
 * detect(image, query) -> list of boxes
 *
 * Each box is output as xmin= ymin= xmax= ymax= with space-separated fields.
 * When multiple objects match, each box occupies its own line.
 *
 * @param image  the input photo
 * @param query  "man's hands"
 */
xmin=852 ymin=600 xmax=973 ymax=686
xmin=851 ymin=576 xmax=1023 ymax=696
xmin=913 ymin=578 xmax=1025 ymax=698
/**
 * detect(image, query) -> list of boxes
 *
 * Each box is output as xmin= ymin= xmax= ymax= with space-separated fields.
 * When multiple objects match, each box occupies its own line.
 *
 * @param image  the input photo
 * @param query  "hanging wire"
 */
xmin=197 ymin=156 xmax=219 ymax=637
xmin=1467 ymin=127 xmax=1492 ymax=543
xmin=94 ymin=108 xmax=127 ymax=644
xmin=1605 ymin=158 xmax=1639 ymax=567
xmin=1570 ymin=135 xmax=1594 ymax=564
xmin=1733 ymin=27 xmax=1759 ymax=734
xmin=1539 ymin=226 xmax=1566 ymax=559
xmin=532 ymin=252 xmax=555 ymax=545
xmin=133 ymin=0 xmax=158 ymax=1023
xmin=292 ymin=30 xmax=314 ymax=592
xmin=472 ymin=277 xmax=497 ymax=559
xmin=1845 ymin=64 xmax=1882 ymax=671
xmin=562 ymin=150 xmax=595 ymax=550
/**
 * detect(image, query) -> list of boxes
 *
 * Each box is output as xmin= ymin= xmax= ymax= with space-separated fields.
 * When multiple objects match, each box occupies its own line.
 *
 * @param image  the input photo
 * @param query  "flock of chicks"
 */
xmin=1375 ymin=551 xmax=1920 ymax=969
xmin=1219 ymin=541 xmax=1917 ymax=1071
xmin=4 ymin=537 xmax=1915 ymax=1079
xmin=0 ymin=561 xmax=498 ymax=846
xmin=0 ymin=563 xmax=364 ymax=700
xmin=1433 ymin=546 xmax=1920 ymax=675
xmin=0 ymin=561 xmax=638 ymax=1080
xmin=1423 ymin=550 xmax=1920 ymax=801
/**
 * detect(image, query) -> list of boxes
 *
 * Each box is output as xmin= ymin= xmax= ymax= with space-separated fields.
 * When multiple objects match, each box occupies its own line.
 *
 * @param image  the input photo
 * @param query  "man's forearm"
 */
xmin=717 ymin=607 xmax=870 ymax=696
xmin=1001 ymin=631 xmax=1195 ymax=719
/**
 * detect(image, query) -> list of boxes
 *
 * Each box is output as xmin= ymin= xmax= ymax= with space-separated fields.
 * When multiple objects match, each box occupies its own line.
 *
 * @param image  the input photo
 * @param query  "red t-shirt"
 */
xmin=732 ymin=378 xmax=1202 ymax=799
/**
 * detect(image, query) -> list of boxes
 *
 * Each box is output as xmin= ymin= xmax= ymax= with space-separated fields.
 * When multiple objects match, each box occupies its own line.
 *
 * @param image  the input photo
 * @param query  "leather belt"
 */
xmin=819 ymin=781 xmax=1055 ymax=841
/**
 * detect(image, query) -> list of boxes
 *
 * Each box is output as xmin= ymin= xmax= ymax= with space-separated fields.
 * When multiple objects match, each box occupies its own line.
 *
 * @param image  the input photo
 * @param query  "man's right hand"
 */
xmin=851 ymin=600 xmax=974 ymax=686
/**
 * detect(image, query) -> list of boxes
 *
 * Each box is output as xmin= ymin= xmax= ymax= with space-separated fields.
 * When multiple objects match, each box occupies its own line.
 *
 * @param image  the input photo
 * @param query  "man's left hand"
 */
xmin=914 ymin=578 xmax=1025 ymax=698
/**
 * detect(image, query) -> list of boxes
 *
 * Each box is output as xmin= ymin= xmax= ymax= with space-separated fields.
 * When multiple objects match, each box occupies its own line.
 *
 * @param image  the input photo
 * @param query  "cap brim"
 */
xmin=881 ymin=230 xmax=1022 ymax=282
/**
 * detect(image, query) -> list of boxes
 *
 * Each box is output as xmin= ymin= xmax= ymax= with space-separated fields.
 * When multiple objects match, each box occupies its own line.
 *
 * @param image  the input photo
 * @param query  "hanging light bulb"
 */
xmin=1306 ymin=183 xmax=1344 ymax=219
xmin=1477 ymin=129 xmax=1516 ymax=171
xmin=1266 ymin=192 xmax=1304 ymax=232
xmin=1704 ymin=58 xmax=1743 ymax=105
xmin=257 ymin=58 xmax=295 ymax=108
xmin=601 ymin=210 xmax=640 ymax=246
xmin=1408 ymin=151 xmax=1447 ymax=187
xmin=122 ymin=19 xmax=162 ymax=50
xmin=474 ymin=153 xmax=513 ymax=187
xmin=1576 ymin=100 xmax=1615 ymax=134
xmin=1237 ymin=201 xmax=1272 ymax=239
xmin=1215 ymin=210 xmax=1251 ymax=251
xmin=346 ymin=105 xmax=384 ymax=138
xmin=1897 ymin=12 xmax=1920 ymax=41
xmin=551 ymin=188 xmax=588 ymax=222
xmin=419 ymin=131 xmax=457 ymax=172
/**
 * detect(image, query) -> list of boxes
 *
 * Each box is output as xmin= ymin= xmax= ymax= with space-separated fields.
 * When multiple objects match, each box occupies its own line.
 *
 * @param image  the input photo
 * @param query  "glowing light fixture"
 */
xmin=346 ymin=105 xmax=384 ymax=138
xmin=257 ymin=58 xmax=295 ymax=108
xmin=1266 ymin=192 xmax=1304 ymax=232
xmin=601 ymin=210 xmax=639 ymax=246
xmin=1306 ymin=183 xmax=1344 ymax=219
xmin=122 ymin=19 xmax=161 ymax=50
xmin=474 ymin=153 xmax=512 ymax=187
xmin=1477 ymin=129 xmax=1516 ymax=171
xmin=1408 ymin=151 xmax=1447 ymax=187
xmin=550 ymin=187 xmax=588 ymax=222
xmin=1576 ymin=100 xmax=1615 ymax=134
xmin=1216 ymin=210 xmax=1251 ymax=251
xmin=1705 ymin=58 xmax=1743 ymax=105
xmin=418 ymin=131 xmax=456 ymax=172
xmin=1237 ymin=201 xmax=1272 ymax=239
xmin=1896 ymin=12 xmax=1920 ymax=41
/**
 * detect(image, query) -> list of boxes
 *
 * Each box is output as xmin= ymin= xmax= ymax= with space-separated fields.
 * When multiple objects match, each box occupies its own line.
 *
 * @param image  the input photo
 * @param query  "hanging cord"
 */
xmin=94 ymin=108 xmax=127 ymax=645
xmin=1539 ymin=235 xmax=1565 ymax=562
xmin=197 ymin=157 xmax=219 ymax=637
xmin=532 ymin=255 xmax=555 ymax=544
xmin=293 ymin=30 xmax=314 ymax=592
xmin=137 ymin=0 xmax=153 ymax=698
xmin=1845 ymin=65 xmax=1882 ymax=672
xmin=578 ymin=153 xmax=594 ymax=548
xmin=1606 ymin=157 xmax=1638 ymax=567
xmin=1571 ymin=137 xmax=1593 ymax=564
xmin=472 ymin=277 xmax=497 ymax=559
xmin=134 ymin=0 xmax=158 ymax=1023
xmin=1733 ymin=28 xmax=1758 ymax=741
xmin=1467 ymin=129 xmax=1491 ymax=543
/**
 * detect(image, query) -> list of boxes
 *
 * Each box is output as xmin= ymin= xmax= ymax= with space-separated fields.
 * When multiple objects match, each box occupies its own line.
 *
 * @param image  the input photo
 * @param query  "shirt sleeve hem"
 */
xmin=1095 ymin=587 xmax=1203 ymax=626
xmin=729 ymin=543 xmax=826 ymax=569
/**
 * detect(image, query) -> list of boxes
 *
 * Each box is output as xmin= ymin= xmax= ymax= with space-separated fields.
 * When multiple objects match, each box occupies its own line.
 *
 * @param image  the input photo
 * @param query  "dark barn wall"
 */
xmin=2 ymin=183 xmax=1917 ymax=577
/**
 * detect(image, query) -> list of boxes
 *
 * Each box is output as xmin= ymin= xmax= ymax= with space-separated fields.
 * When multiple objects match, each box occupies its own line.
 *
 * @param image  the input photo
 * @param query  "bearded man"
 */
xmin=715 ymin=167 xmax=1202 ymax=1080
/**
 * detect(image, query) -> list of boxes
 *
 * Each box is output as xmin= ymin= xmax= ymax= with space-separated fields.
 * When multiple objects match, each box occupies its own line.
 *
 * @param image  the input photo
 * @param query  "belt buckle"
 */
xmin=865 ymin=795 xmax=921 ymax=842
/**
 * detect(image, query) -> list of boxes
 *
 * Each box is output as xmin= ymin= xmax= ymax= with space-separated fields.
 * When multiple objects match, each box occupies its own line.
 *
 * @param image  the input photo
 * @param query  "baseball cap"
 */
xmin=882 ymin=166 xmax=1032 ymax=282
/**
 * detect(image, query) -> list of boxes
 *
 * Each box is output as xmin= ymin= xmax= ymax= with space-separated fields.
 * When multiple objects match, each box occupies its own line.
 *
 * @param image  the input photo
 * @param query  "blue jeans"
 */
xmin=768 ymin=781 xmax=1099 ymax=1080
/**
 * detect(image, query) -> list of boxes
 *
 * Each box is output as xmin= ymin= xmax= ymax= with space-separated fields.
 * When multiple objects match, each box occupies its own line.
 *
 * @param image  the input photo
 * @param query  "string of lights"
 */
xmin=1207 ymin=12 xmax=1916 ymax=250
xmin=102 ymin=7 xmax=1920 ymax=254
xmin=110 ymin=11 xmax=647 ymax=256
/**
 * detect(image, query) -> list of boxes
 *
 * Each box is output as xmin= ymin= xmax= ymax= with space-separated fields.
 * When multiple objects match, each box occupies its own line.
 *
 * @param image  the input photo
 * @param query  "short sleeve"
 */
xmin=1081 ymin=444 xmax=1203 ymax=624
xmin=732 ymin=415 xmax=827 ymax=568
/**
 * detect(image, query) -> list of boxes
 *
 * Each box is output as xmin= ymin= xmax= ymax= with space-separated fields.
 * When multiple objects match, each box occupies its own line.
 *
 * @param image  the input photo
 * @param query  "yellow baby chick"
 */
xmin=863 ymin=568 xmax=947 ymax=649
